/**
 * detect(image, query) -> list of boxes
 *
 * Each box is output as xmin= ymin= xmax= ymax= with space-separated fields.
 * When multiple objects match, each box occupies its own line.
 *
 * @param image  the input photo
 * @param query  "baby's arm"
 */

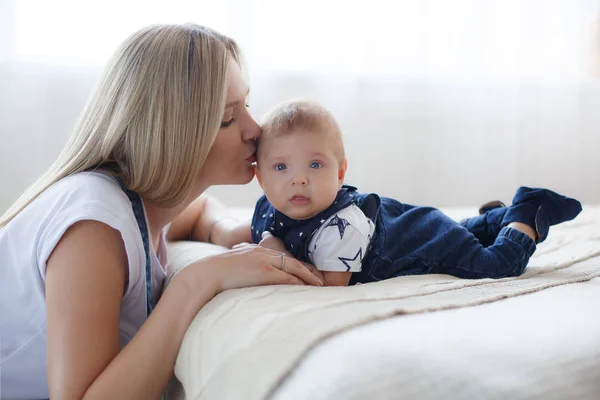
xmin=309 ymin=209 xmax=373 ymax=286
xmin=322 ymin=271 xmax=353 ymax=287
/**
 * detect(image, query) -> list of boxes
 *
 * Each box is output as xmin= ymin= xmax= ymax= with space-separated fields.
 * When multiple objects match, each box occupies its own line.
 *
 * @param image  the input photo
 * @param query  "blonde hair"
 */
xmin=259 ymin=100 xmax=346 ymax=163
xmin=1 ymin=24 xmax=240 ymax=228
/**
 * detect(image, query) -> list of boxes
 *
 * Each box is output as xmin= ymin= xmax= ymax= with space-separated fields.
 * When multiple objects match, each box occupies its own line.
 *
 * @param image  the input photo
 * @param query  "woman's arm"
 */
xmin=46 ymin=220 xmax=322 ymax=400
xmin=166 ymin=194 xmax=251 ymax=248
xmin=46 ymin=220 xmax=214 ymax=400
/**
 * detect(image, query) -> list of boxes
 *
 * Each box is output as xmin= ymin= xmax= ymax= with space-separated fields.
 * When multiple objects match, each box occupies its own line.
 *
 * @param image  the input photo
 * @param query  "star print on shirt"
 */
xmin=339 ymin=248 xmax=363 ymax=272
xmin=326 ymin=214 xmax=350 ymax=239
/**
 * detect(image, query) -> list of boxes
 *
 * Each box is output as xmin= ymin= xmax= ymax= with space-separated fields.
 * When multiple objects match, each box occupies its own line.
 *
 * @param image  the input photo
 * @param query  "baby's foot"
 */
xmin=459 ymin=201 xmax=507 ymax=247
xmin=478 ymin=200 xmax=506 ymax=215
xmin=501 ymin=187 xmax=582 ymax=243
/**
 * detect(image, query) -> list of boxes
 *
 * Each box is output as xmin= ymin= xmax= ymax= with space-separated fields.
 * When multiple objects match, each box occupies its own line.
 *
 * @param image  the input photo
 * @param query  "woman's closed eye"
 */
xmin=309 ymin=161 xmax=322 ymax=169
xmin=274 ymin=163 xmax=287 ymax=171
xmin=221 ymin=102 xmax=249 ymax=128
xmin=220 ymin=117 xmax=236 ymax=128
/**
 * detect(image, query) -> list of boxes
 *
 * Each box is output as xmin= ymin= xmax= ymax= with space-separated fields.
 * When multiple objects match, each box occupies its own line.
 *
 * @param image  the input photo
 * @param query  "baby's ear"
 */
xmin=338 ymin=159 xmax=348 ymax=188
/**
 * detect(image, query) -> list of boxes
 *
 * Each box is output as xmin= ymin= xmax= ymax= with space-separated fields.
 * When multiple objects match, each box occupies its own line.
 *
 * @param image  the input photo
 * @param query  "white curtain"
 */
xmin=2 ymin=0 xmax=600 ymax=211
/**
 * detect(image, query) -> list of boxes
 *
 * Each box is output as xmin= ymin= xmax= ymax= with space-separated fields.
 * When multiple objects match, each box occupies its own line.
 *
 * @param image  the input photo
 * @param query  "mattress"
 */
xmin=164 ymin=205 xmax=600 ymax=400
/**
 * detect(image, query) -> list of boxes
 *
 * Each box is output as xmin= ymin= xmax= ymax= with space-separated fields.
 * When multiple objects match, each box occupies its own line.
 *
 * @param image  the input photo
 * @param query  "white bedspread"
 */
xmin=164 ymin=206 xmax=600 ymax=400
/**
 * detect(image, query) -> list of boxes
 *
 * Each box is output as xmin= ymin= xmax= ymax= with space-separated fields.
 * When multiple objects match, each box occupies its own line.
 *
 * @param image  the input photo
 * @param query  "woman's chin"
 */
xmin=233 ymin=167 xmax=256 ymax=185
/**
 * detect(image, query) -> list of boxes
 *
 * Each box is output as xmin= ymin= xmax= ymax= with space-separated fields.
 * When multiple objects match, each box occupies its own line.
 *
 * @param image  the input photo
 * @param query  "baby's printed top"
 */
xmin=251 ymin=186 xmax=376 ymax=272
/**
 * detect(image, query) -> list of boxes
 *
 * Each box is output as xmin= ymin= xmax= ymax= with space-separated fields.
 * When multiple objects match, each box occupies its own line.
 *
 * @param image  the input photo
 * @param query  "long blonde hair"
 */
xmin=1 ymin=24 xmax=240 ymax=227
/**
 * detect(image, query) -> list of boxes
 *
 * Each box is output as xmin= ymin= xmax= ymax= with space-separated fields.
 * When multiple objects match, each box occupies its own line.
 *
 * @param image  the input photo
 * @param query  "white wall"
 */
xmin=2 ymin=0 xmax=599 ymax=212
xmin=2 ymin=65 xmax=599 ymax=212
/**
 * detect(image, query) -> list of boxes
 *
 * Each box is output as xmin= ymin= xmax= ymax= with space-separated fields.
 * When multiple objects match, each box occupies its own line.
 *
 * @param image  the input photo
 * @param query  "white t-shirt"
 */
xmin=0 ymin=170 xmax=167 ymax=399
xmin=307 ymin=204 xmax=375 ymax=272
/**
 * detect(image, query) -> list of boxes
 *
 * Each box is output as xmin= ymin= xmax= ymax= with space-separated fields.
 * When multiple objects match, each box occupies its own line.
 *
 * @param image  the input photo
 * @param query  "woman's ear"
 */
xmin=338 ymin=159 xmax=348 ymax=189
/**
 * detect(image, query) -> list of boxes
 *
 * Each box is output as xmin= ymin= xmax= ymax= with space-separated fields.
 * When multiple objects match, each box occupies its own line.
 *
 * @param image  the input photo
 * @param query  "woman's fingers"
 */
xmin=299 ymin=262 xmax=325 ymax=282
xmin=275 ymin=253 xmax=323 ymax=286
xmin=209 ymin=245 xmax=322 ymax=290
xmin=265 ymin=268 xmax=305 ymax=286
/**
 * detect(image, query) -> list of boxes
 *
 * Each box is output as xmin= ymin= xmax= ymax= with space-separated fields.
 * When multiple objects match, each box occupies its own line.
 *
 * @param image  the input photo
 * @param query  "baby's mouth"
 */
xmin=290 ymin=195 xmax=310 ymax=204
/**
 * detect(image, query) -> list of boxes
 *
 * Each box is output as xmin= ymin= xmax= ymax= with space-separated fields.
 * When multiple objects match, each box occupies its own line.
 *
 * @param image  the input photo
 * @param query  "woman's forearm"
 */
xmin=167 ymin=194 xmax=250 ymax=247
xmin=210 ymin=219 xmax=252 ymax=248
xmin=83 ymin=274 xmax=216 ymax=400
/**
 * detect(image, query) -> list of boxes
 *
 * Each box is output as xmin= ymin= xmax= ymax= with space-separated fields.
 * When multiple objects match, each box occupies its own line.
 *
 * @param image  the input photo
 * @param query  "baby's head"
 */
xmin=256 ymin=100 xmax=347 ymax=220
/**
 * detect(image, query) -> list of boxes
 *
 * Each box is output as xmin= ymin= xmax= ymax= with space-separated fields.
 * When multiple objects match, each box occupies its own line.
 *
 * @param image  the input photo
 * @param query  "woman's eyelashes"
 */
xmin=220 ymin=103 xmax=249 ymax=128
xmin=220 ymin=117 xmax=236 ymax=128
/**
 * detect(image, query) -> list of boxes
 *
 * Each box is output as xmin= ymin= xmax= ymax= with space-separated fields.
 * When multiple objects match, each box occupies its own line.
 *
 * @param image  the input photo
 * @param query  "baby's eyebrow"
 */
xmin=310 ymin=152 xmax=328 ymax=158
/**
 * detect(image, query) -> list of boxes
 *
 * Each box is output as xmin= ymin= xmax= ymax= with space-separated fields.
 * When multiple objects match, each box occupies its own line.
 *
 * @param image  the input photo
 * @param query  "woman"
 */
xmin=0 ymin=24 xmax=323 ymax=399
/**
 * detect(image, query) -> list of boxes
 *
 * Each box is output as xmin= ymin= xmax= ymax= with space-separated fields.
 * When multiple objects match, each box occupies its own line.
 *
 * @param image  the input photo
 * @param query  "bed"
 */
xmin=163 ymin=205 xmax=600 ymax=400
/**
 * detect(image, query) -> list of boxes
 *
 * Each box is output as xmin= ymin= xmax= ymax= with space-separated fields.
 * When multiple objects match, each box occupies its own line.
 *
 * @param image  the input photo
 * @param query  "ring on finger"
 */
xmin=280 ymin=252 xmax=286 ymax=270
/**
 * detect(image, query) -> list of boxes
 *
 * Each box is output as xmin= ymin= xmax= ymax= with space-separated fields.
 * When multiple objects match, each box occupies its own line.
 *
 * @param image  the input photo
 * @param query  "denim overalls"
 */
xmin=116 ymin=177 xmax=154 ymax=316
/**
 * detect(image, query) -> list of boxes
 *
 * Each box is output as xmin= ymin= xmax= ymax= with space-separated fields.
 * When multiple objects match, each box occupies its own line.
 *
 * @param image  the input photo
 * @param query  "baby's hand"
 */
xmin=258 ymin=231 xmax=289 ymax=254
xmin=232 ymin=232 xmax=288 ymax=253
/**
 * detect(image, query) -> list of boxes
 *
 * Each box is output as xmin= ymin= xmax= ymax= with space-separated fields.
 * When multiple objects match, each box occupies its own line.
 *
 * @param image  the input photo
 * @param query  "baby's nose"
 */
xmin=292 ymin=175 xmax=308 ymax=186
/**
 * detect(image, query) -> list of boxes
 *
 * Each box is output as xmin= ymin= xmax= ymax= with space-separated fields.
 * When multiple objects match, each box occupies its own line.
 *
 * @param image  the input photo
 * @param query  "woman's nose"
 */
xmin=241 ymin=110 xmax=261 ymax=142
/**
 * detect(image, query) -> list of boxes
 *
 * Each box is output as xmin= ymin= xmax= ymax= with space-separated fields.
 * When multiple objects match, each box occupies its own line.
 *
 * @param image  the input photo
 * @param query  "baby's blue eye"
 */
xmin=275 ymin=163 xmax=287 ymax=171
xmin=310 ymin=162 xmax=322 ymax=169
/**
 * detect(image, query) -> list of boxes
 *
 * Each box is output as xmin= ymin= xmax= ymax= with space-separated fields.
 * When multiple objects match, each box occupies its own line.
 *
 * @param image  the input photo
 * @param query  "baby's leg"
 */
xmin=459 ymin=187 xmax=581 ymax=245
xmin=507 ymin=222 xmax=536 ymax=241
xmin=502 ymin=187 xmax=582 ymax=242
xmin=369 ymin=207 xmax=537 ymax=280
xmin=421 ymin=211 xmax=538 ymax=279
xmin=459 ymin=202 xmax=507 ymax=247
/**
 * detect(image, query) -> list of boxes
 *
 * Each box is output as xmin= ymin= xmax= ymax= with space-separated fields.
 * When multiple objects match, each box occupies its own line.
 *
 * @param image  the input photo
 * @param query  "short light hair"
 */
xmin=258 ymin=100 xmax=346 ymax=163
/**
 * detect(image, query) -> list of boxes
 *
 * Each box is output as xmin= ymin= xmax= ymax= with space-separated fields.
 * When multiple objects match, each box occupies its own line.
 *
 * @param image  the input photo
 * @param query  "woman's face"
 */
xmin=199 ymin=60 xmax=260 ymax=186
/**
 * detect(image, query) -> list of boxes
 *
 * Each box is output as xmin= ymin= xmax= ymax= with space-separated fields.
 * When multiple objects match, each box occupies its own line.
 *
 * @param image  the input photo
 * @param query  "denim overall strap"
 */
xmin=114 ymin=177 xmax=153 ymax=317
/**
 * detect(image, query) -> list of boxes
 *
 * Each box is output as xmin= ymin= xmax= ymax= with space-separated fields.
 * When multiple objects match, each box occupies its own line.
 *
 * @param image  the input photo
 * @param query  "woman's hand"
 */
xmin=177 ymin=243 xmax=324 ymax=292
xmin=257 ymin=231 xmax=326 ymax=285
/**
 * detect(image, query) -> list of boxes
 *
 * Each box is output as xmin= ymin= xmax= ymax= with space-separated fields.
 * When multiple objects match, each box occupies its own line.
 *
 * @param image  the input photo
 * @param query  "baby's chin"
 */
xmin=280 ymin=206 xmax=322 ymax=221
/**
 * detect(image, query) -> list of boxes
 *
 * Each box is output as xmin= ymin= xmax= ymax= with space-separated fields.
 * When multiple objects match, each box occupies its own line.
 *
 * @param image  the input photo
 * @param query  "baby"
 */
xmin=248 ymin=100 xmax=582 ymax=286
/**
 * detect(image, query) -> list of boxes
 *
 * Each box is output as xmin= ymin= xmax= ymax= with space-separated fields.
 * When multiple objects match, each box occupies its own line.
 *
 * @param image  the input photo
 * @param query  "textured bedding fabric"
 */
xmin=164 ymin=206 xmax=600 ymax=400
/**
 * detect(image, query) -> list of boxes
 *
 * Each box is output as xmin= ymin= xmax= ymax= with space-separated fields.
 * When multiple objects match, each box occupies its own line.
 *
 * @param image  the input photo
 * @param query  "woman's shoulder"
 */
xmin=50 ymin=170 xmax=124 ymax=198
xmin=38 ymin=170 xmax=131 ymax=215
xmin=18 ymin=170 xmax=145 ymax=288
